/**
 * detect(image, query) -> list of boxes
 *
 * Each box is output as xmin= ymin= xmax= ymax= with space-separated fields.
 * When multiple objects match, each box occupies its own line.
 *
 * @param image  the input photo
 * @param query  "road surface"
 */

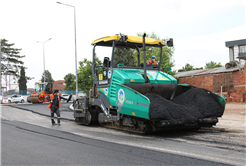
xmin=1 ymin=104 xmax=245 ymax=165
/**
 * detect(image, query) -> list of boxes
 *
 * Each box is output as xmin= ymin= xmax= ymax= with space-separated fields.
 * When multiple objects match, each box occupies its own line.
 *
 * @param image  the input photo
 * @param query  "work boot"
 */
xmin=51 ymin=119 xmax=57 ymax=125
xmin=57 ymin=119 xmax=61 ymax=126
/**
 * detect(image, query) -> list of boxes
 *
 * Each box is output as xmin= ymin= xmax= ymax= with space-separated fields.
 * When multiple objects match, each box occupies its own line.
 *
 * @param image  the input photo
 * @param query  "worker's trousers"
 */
xmin=50 ymin=105 xmax=60 ymax=123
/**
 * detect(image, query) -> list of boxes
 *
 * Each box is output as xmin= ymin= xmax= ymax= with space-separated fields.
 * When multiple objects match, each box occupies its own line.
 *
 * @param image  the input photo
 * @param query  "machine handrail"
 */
xmin=164 ymin=66 xmax=172 ymax=74
xmin=117 ymin=64 xmax=124 ymax=70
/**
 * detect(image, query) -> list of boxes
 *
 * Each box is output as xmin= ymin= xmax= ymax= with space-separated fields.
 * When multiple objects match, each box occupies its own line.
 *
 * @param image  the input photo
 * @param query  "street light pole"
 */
xmin=37 ymin=38 xmax=51 ymax=83
xmin=57 ymin=1 xmax=78 ymax=99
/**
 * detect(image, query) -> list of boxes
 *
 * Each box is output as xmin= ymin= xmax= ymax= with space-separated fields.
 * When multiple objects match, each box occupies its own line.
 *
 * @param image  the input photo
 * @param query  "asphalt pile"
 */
xmin=146 ymin=88 xmax=224 ymax=121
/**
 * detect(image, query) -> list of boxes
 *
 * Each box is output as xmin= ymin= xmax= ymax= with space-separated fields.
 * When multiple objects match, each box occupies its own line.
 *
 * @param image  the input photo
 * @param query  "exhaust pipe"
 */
xmin=142 ymin=33 xmax=147 ymax=83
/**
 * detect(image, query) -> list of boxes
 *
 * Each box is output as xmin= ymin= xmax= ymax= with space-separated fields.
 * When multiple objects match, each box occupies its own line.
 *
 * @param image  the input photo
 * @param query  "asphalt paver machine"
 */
xmin=73 ymin=34 xmax=226 ymax=133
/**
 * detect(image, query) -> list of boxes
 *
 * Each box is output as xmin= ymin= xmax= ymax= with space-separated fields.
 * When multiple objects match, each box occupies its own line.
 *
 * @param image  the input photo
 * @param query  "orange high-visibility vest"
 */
xmin=147 ymin=60 xmax=158 ymax=65
xmin=48 ymin=94 xmax=61 ymax=109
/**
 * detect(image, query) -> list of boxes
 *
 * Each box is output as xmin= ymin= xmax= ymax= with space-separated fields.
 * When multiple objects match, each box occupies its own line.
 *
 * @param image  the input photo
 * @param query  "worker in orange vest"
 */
xmin=46 ymin=90 xmax=71 ymax=125
xmin=147 ymin=55 xmax=158 ymax=65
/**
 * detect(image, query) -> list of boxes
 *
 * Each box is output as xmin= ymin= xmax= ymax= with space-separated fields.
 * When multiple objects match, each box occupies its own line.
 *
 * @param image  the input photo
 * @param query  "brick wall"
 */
xmin=178 ymin=75 xmax=214 ymax=92
xmin=178 ymin=63 xmax=246 ymax=103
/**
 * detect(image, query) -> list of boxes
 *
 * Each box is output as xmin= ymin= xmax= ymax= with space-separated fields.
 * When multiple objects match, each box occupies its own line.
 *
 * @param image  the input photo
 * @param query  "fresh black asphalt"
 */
xmin=2 ymin=103 xmax=242 ymax=165
xmin=7 ymin=102 xmax=74 ymax=121
xmin=1 ymin=119 xmax=232 ymax=166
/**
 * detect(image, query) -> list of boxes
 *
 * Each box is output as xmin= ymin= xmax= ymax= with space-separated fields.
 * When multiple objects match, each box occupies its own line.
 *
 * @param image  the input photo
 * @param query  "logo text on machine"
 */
xmin=126 ymin=100 xmax=133 ymax=104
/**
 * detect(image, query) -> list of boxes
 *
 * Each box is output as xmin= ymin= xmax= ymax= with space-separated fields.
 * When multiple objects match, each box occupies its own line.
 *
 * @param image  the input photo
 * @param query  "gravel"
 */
xmin=146 ymin=88 xmax=224 ymax=121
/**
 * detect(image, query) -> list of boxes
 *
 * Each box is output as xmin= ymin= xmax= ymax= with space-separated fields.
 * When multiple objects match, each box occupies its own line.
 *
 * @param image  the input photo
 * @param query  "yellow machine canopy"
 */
xmin=91 ymin=35 xmax=164 ymax=48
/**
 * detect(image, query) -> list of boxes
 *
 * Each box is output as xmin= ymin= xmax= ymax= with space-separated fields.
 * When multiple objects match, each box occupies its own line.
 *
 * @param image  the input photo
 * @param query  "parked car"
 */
xmin=61 ymin=94 xmax=69 ymax=100
xmin=8 ymin=95 xmax=25 ymax=103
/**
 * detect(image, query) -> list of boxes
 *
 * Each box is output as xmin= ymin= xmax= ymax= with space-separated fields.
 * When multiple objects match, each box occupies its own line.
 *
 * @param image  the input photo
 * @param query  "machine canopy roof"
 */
xmin=91 ymin=35 xmax=164 ymax=48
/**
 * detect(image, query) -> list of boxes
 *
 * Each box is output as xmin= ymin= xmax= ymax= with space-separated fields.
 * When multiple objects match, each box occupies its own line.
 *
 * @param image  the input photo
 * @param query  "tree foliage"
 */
xmin=178 ymin=61 xmax=223 ymax=72
xmin=70 ymin=57 xmax=102 ymax=93
xmin=41 ymin=70 xmax=54 ymax=83
xmin=113 ymin=47 xmax=136 ymax=67
xmin=194 ymin=67 xmax=203 ymax=70
xmin=64 ymin=73 xmax=75 ymax=90
xmin=178 ymin=63 xmax=194 ymax=72
xmin=1 ymin=39 xmax=25 ymax=76
xmin=205 ymin=61 xmax=223 ymax=69
xmin=178 ymin=63 xmax=203 ymax=72
xmin=18 ymin=66 xmax=27 ymax=94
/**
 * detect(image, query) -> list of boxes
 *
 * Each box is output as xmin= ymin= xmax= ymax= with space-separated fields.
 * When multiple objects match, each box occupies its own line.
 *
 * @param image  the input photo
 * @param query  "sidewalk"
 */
xmin=216 ymin=103 xmax=246 ymax=134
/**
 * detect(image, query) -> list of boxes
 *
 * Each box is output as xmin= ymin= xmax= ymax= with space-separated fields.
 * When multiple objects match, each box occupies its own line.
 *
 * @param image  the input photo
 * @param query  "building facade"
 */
xmin=225 ymin=39 xmax=246 ymax=65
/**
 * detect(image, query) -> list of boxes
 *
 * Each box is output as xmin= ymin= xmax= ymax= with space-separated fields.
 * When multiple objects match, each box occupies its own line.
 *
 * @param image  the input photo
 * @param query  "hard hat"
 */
xmin=151 ymin=55 xmax=156 ymax=59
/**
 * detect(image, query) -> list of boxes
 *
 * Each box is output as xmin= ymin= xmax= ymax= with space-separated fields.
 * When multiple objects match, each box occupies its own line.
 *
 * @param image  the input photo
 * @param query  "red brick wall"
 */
xmin=178 ymin=75 xmax=214 ymax=92
xmin=178 ymin=64 xmax=246 ymax=103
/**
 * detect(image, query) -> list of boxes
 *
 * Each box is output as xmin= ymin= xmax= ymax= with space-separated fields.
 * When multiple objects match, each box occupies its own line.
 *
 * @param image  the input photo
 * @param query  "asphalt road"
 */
xmin=2 ymin=119 xmax=232 ymax=166
xmin=7 ymin=102 xmax=74 ymax=120
xmin=1 ymin=104 xmax=245 ymax=165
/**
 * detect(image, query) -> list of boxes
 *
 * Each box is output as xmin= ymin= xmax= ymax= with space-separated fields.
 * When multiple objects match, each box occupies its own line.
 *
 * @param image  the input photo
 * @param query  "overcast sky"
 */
xmin=0 ymin=0 xmax=245 ymax=89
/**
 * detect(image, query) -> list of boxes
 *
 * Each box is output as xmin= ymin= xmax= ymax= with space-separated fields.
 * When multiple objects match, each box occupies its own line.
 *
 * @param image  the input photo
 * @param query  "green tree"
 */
xmin=135 ymin=32 xmax=176 ymax=75
xmin=178 ymin=63 xmax=194 ymax=72
xmin=1 ymin=39 xmax=25 ymax=76
xmin=41 ymin=70 xmax=54 ymax=82
xmin=71 ymin=57 xmax=102 ymax=93
xmin=205 ymin=61 xmax=223 ymax=69
xmin=178 ymin=64 xmax=204 ymax=72
xmin=18 ymin=66 xmax=27 ymax=95
xmin=64 ymin=73 xmax=75 ymax=90
xmin=194 ymin=67 xmax=203 ymax=70
xmin=113 ymin=47 xmax=136 ymax=67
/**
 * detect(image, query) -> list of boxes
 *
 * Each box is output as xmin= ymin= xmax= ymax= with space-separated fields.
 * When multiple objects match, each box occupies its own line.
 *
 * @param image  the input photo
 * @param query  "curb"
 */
xmin=69 ymin=104 xmax=74 ymax=110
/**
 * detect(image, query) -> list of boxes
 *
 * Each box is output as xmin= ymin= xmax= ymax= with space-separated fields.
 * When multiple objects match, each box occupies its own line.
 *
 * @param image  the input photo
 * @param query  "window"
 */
xmin=113 ymin=47 xmax=138 ymax=68
xmin=239 ymin=45 xmax=246 ymax=58
xmin=35 ymin=83 xmax=47 ymax=92
xmin=239 ymin=45 xmax=246 ymax=53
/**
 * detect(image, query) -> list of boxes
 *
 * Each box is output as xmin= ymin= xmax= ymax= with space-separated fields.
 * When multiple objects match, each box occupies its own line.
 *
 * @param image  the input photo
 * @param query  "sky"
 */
xmin=0 ymin=0 xmax=245 ymax=89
